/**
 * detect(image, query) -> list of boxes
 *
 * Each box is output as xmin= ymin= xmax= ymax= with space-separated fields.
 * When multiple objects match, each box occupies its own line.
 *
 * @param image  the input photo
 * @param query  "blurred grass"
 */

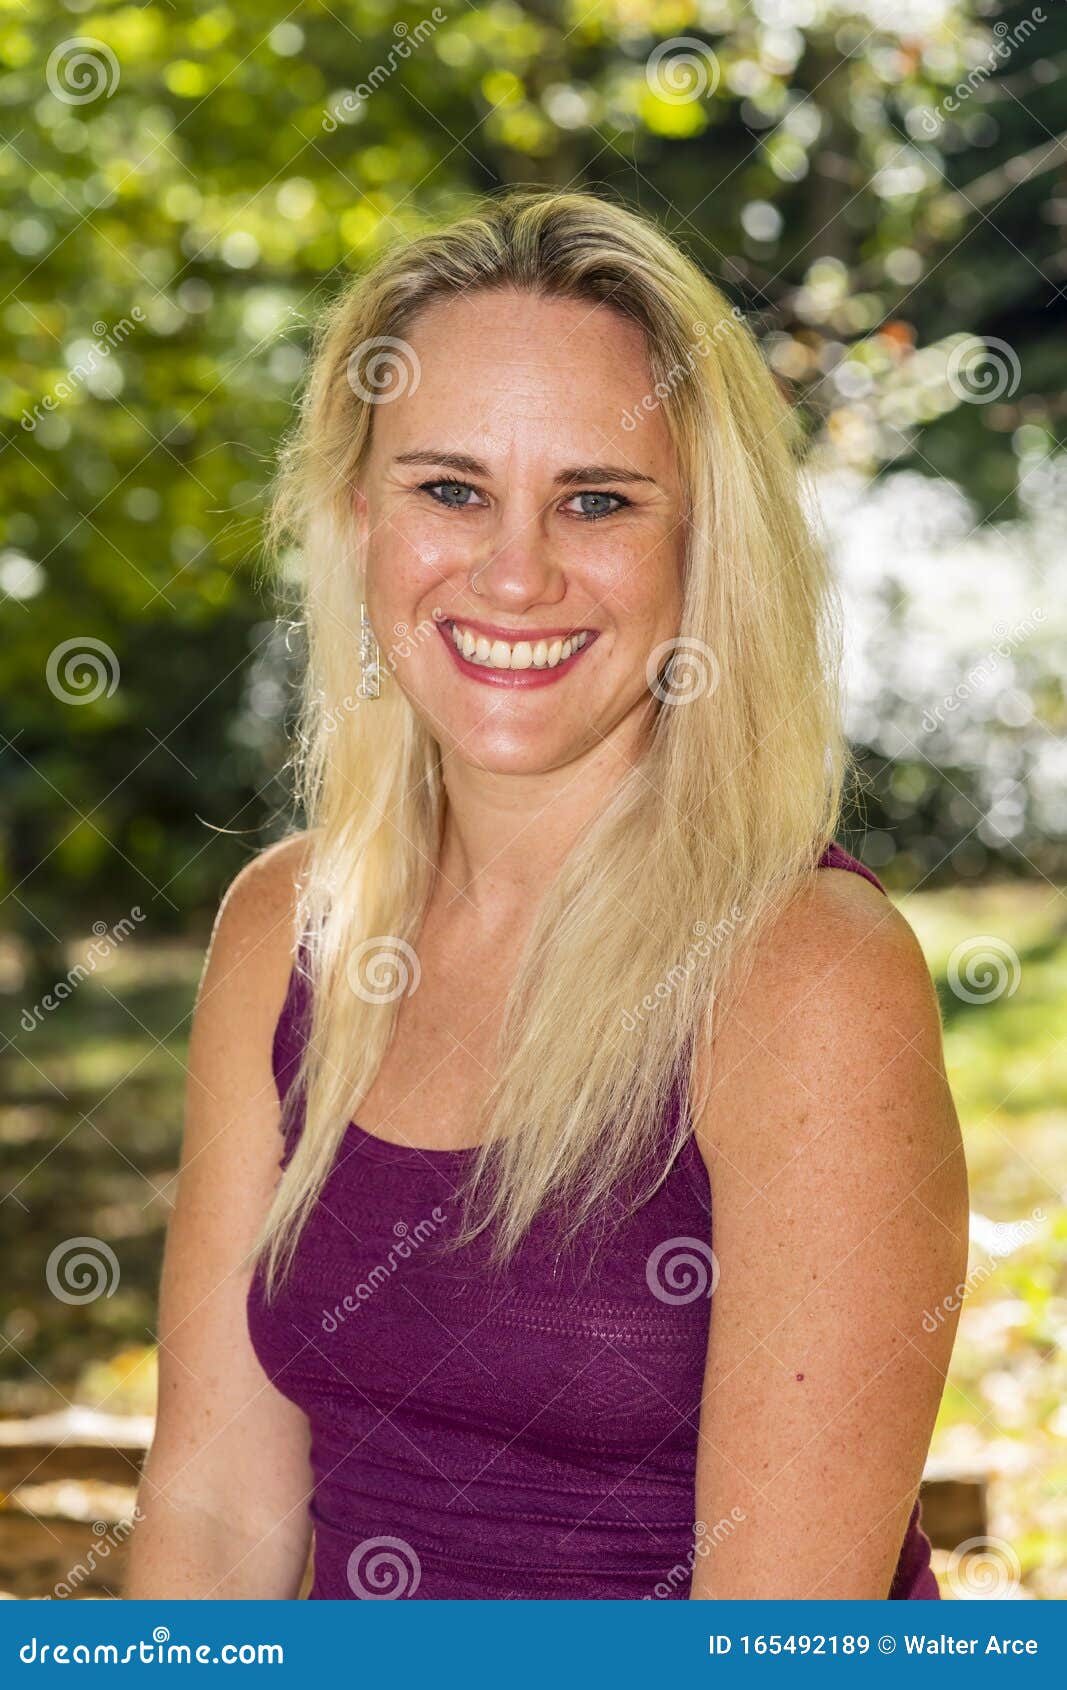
xmin=901 ymin=881 xmax=1067 ymax=1599
xmin=2 ymin=880 xmax=1065 ymax=1592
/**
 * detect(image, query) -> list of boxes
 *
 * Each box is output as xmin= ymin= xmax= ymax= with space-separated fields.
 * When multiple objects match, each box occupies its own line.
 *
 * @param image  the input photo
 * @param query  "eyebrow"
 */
xmin=391 ymin=449 xmax=657 ymax=488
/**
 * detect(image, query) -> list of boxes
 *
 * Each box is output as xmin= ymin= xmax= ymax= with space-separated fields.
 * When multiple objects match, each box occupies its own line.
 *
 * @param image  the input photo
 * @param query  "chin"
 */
xmin=442 ymin=730 xmax=580 ymax=777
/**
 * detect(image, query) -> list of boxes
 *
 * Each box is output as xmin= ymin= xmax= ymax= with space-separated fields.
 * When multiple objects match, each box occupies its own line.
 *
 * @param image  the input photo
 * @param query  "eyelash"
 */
xmin=417 ymin=479 xmax=632 ymax=522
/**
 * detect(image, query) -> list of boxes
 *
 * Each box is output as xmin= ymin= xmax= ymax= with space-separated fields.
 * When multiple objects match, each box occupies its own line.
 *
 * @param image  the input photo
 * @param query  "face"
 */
xmin=353 ymin=287 xmax=687 ymax=776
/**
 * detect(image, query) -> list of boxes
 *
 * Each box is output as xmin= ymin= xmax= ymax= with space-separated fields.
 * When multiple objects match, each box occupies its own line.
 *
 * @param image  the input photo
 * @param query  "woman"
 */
xmin=126 ymin=189 xmax=968 ymax=1601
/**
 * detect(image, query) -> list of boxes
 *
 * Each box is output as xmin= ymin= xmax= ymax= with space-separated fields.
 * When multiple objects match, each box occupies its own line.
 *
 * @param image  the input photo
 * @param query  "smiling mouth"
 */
xmin=445 ymin=617 xmax=595 ymax=672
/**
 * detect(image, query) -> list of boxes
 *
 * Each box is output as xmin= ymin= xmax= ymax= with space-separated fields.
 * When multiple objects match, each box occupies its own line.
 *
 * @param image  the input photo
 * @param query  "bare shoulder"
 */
xmin=752 ymin=862 xmax=938 ymax=1037
xmin=185 ymin=829 xmax=317 ymax=1112
xmin=211 ymin=828 xmax=316 ymax=966
xmin=696 ymin=863 xmax=961 ymax=1190
xmin=200 ymin=830 xmax=316 ymax=1014
xmin=688 ymin=864 xmax=968 ymax=1598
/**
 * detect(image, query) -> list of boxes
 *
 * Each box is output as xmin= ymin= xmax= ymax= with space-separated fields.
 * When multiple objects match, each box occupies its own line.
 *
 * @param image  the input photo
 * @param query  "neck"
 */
xmin=434 ymin=734 xmax=643 ymax=928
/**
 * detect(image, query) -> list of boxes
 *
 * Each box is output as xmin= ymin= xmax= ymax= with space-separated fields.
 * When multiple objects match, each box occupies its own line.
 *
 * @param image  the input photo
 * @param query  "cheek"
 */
xmin=589 ymin=529 xmax=684 ymax=624
xmin=367 ymin=511 xmax=460 ymax=591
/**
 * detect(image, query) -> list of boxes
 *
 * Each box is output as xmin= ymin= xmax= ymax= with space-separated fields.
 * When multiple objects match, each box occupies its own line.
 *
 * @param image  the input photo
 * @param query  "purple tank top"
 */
xmin=246 ymin=842 xmax=938 ymax=1599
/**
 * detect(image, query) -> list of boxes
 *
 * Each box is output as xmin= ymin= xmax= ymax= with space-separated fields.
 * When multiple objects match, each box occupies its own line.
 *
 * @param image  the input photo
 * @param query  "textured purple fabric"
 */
xmin=246 ymin=841 xmax=937 ymax=1599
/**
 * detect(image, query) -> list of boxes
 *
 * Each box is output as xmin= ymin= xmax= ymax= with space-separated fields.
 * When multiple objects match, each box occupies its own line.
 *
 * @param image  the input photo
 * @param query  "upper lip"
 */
xmin=441 ymin=613 xmax=596 ymax=643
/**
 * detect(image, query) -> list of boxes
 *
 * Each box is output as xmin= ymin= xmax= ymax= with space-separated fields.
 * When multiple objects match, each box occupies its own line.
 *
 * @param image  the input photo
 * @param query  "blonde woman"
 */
xmin=127 ymin=190 xmax=968 ymax=1601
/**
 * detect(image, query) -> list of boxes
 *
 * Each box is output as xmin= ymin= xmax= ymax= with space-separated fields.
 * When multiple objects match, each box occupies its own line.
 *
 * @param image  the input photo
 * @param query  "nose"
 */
xmin=463 ymin=495 xmax=567 ymax=611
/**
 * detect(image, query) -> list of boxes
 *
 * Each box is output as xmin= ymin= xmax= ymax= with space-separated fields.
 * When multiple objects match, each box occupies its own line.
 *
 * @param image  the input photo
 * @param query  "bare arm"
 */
xmin=689 ymin=869 xmax=968 ymax=1598
xmin=125 ymin=835 xmax=316 ymax=1598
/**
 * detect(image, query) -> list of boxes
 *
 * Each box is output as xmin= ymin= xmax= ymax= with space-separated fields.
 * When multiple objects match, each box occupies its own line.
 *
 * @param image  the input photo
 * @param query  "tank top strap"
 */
xmin=817 ymin=839 xmax=887 ymax=895
xmin=271 ymin=930 xmax=313 ymax=1112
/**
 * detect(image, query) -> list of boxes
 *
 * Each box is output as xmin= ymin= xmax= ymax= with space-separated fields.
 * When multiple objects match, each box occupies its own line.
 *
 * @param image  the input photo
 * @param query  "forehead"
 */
xmin=367 ymin=287 xmax=679 ymax=476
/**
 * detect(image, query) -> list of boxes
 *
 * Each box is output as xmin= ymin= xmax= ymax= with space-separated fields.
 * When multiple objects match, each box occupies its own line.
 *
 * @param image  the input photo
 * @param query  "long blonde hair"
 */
xmin=252 ymin=187 xmax=850 ymax=1299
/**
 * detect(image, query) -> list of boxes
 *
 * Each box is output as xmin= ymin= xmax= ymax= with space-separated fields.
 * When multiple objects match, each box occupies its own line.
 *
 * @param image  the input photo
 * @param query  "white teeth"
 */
xmin=449 ymin=622 xmax=592 ymax=671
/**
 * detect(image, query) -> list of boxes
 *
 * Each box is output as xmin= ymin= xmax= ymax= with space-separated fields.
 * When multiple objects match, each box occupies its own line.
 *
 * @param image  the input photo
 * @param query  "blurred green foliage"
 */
xmin=905 ymin=881 xmax=1067 ymax=1598
xmin=2 ymin=0 xmax=1065 ymax=956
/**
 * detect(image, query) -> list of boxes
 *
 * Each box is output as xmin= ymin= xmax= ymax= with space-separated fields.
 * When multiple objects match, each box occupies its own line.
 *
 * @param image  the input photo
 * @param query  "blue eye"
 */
xmin=423 ymin=480 xmax=477 ymax=508
xmin=418 ymin=480 xmax=630 ymax=520
xmin=569 ymin=491 xmax=626 ymax=520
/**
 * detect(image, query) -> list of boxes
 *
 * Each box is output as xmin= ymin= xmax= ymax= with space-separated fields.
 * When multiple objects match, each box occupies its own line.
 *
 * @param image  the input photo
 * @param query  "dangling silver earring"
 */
xmin=358 ymin=601 xmax=381 ymax=698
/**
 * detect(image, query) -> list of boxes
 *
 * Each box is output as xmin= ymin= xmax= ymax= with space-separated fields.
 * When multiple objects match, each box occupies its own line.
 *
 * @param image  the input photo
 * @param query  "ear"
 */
xmin=350 ymin=482 xmax=369 ymax=539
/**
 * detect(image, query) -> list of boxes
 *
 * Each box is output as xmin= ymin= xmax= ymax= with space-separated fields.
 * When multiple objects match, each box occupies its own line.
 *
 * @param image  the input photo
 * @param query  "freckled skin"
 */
xmin=126 ymin=269 xmax=968 ymax=1600
xmin=352 ymin=287 xmax=688 ymax=782
xmin=690 ymin=870 xmax=968 ymax=1598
